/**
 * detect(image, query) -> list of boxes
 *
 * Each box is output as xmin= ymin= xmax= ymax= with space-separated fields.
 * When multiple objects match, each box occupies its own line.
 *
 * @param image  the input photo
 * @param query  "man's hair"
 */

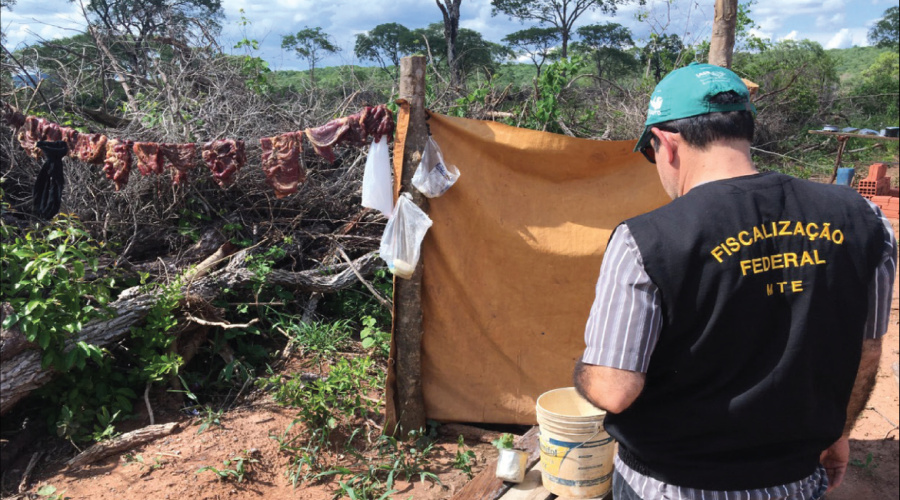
xmin=650 ymin=91 xmax=755 ymax=150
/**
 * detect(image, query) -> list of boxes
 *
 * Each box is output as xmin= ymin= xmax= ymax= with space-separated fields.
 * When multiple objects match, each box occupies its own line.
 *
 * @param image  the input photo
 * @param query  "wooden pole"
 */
xmin=708 ymin=0 xmax=738 ymax=68
xmin=394 ymin=55 xmax=429 ymax=436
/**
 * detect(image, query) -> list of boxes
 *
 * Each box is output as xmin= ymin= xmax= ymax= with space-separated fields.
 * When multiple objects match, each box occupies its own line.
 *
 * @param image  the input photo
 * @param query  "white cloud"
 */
xmin=817 ymin=12 xmax=846 ymax=28
xmin=749 ymin=28 xmax=774 ymax=41
xmin=754 ymin=0 xmax=842 ymax=19
xmin=781 ymin=30 xmax=799 ymax=41
xmin=757 ymin=16 xmax=784 ymax=34
xmin=1 ymin=0 xmax=85 ymax=49
xmin=826 ymin=28 xmax=854 ymax=48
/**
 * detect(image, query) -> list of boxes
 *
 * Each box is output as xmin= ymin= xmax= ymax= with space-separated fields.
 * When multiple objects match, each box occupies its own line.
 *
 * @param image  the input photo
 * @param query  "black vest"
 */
xmin=606 ymin=172 xmax=885 ymax=490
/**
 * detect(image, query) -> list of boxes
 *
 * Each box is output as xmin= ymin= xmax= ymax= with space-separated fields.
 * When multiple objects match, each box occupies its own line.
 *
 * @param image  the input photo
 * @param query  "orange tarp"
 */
xmin=407 ymin=113 xmax=669 ymax=425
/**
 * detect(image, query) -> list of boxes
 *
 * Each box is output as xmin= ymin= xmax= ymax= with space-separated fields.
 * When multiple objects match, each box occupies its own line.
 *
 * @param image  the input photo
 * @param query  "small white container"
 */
xmin=495 ymin=449 xmax=528 ymax=483
xmin=392 ymin=259 xmax=416 ymax=278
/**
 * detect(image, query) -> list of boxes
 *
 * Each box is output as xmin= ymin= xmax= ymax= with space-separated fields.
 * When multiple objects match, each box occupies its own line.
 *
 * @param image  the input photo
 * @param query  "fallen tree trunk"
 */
xmin=66 ymin=422 xmax=180 ymax=468
xmin=0 ymin=251 xmax=382 ymax=415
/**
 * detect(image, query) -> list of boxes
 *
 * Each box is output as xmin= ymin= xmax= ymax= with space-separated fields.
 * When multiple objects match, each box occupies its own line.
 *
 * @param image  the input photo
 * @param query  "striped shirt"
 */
xmin=583 ymin=202 xmax=897 ymax=500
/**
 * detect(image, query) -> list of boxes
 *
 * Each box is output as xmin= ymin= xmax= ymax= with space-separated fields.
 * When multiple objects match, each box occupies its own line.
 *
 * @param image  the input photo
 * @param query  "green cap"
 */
xmin=634 ymin=62 xmax=757 ymax=153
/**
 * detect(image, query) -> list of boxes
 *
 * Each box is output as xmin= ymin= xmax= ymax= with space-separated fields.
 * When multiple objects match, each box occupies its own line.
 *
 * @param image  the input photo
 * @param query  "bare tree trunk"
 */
xmin=393 ymin=56 xmax=429 ymax=437
xmin=436 ymin=0 xmax=463 ymax=89
xmin=709 ymin=0 xmax=738 ymax=68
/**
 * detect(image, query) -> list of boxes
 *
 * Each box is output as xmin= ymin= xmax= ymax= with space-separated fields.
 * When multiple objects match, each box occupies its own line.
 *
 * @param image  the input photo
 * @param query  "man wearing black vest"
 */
xmin=574 ymin=63 xmax=896 ymax=499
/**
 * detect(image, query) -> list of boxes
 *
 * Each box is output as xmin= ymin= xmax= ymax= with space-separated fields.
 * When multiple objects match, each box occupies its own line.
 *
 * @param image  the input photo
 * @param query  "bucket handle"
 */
xmin=557 ymin=428 xmax=602 ymax=468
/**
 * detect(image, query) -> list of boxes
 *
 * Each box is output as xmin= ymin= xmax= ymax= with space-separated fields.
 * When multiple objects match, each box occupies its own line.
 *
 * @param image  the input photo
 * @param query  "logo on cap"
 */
xmin=648 ymin=96 xmax=664 ymax=116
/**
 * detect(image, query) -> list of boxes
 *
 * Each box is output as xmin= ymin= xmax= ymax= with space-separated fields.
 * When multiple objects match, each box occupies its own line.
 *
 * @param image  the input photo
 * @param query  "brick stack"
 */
xmin=856 ymin=163 xmax=891 ymax=199
xmin=872 ymin=196 xmax=900 ymax=219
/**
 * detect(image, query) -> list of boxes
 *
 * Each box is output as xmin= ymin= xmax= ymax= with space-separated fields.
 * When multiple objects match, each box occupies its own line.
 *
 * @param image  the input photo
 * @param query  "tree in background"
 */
xmin=850 ymin=51 xmax=899 ymax=125
xmin=77 ymin=0 xmax=224 ymax=110
xmin=282 ymin=27 xmax=340 ymax=86
xmin=490 ymin=0 xmax=626 ymax=58
xmin=411 ymin=23 xmax=509 ymax=81
xmin=574 ymin=23 xmax=635 ymax=79
xmin=436 ymin=0 xmax=464 ymax=88
xmin=503 ymin=27 xmax=560 ymax=76
xmin=640 ymin=33 xmax=685 ymax=81
xmin=354 ymin=23 xmax=417 ymax=80
xmin=733 ymin=40 xmax=837 ymax=143
xmin=868 ymin=6 xmax=899 ymax=49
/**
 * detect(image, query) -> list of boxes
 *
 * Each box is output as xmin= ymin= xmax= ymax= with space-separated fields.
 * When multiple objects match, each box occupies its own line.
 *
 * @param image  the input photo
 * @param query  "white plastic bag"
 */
xmin=361 ymin=136 xmax=393 ymax=217
xmin=412 ymin=136 xmax=459 ymax=198
xmin=379 ymin=193 xmax=433 ymax=279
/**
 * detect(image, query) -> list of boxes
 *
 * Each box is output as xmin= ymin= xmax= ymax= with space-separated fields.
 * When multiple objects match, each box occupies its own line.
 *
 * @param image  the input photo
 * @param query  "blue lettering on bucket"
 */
xmin=545 ymin=471 xmax=612 ymax=487
xmin=546 ymin=436 xmax=613 ymax=449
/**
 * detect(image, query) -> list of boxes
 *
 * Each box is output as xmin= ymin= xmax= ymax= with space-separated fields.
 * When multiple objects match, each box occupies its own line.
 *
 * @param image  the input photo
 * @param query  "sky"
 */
xmin=1 ymin=0 xmax=896 ymax=71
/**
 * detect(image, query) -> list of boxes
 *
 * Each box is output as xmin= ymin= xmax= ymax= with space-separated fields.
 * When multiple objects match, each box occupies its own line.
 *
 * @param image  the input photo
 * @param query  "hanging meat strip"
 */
xmin=362 ymin=104 xmax=395 ymax=143
xmin=305 ymin=115 xmax=353 ymax=163
xmin=304 ymin=104 xmax=395 ymax=163
xmin=1 ymin=103 xmax=26 ymax=129
xmin=160 ymin=143 xmax=197 ymax=185
xmin=260 ymin=131 xmax=305 ymax=198
xmin=61 ymin=127 xmax=80 ymax=155
xmin=73 ymin=133 xmax=108 ymax=164
xmin=133 ymin=142 xmax=165 ymax=175
xmin=17 ymin=116 xmax=45 ymax=158
xmin=102 ymin=139 xmax=133 ymax=191
xmin=201 ymin=139 xmax=246 ymax=188
xmin=41 ymin=121 xmax=63 ymax=142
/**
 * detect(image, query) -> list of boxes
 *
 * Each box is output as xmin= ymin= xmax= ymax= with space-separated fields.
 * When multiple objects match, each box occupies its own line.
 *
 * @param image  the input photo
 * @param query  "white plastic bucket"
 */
xmin=536 ymin=387 xmax=615 ymax=498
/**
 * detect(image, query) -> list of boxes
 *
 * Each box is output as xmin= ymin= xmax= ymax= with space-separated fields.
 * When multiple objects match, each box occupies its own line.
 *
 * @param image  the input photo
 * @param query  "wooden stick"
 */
xmin=184 ymin=314 xmax=259 ymax=329
xmin=336 ymin=246 xmax=391 ymax=309
xmin=17 ymin=451 xmax=43 ymax=493
xmin=66 ymin=422 xmax=180 ymax=468
xmin=144 ymin=382 xmax=155 ymax=426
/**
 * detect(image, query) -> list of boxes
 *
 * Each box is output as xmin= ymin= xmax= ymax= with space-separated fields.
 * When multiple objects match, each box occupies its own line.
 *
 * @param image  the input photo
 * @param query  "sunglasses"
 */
xmin=639 ymin=128 xmax=677 ymax=164
xmin=640 ymin=141 xmax=656 ymax=164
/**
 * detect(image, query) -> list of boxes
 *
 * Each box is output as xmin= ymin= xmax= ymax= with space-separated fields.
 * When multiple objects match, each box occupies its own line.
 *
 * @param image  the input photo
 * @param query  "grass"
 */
xmin=285 ymin=319 xmax=353 ymax=358
xmin=197 ymin=450 xmax=260 ymax=483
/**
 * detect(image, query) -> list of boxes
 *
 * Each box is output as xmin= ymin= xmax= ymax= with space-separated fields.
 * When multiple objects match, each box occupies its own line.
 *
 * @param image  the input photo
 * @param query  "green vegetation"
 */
xmin=850 ymin=452 xmax=880 ymax=476
xmin=196 ymin=406 xmax=225 ymax=434
xmin=36 ymin=485 xmax=70 ymax=500
xmin=492 ymin=433 xmax=515 ymax=450
xmin=197 ymin=450 xmax=260 ymax=482
xmin=453 ymin=435 xmax=477 ymax=478
xmin=322 ymin=431 xmax=441 ymax=499
xmin=0 ymin=213 xmax=113 ymax=371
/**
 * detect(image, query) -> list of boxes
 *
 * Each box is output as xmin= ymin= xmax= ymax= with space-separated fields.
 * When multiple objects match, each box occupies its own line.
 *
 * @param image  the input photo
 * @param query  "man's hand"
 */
xmin=819 ymin=436 xmax=849 ymax=491
xmin=820 ymin=337 xmax=881 ymax=492
xmin=573 ymin=360 xmax=645 ymax=414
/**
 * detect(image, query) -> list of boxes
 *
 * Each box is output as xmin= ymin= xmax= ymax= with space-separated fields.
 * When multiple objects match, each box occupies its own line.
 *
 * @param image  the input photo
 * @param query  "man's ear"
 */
xmin=654 ymin=127 xmax=678 ymax=166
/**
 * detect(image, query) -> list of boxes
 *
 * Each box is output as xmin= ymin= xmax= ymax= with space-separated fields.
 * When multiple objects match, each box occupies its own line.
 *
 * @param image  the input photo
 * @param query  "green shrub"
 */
xmin=0 ymin=214 xmax=114 ymax=371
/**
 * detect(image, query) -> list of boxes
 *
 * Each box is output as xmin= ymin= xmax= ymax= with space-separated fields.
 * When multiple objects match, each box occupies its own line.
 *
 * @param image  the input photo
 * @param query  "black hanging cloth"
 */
xmin=34 ymin=140 xmax=68 ymax=220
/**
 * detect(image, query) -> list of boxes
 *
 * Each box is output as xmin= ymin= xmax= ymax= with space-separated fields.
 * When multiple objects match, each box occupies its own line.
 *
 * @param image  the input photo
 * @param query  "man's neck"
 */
xmin=679 ymin=139 xmax=757 ymax=196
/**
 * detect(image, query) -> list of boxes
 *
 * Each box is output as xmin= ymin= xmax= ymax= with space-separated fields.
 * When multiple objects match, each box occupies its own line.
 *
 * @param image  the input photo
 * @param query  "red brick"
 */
xmin=866 ymin=163 xmax=887 ymax=180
